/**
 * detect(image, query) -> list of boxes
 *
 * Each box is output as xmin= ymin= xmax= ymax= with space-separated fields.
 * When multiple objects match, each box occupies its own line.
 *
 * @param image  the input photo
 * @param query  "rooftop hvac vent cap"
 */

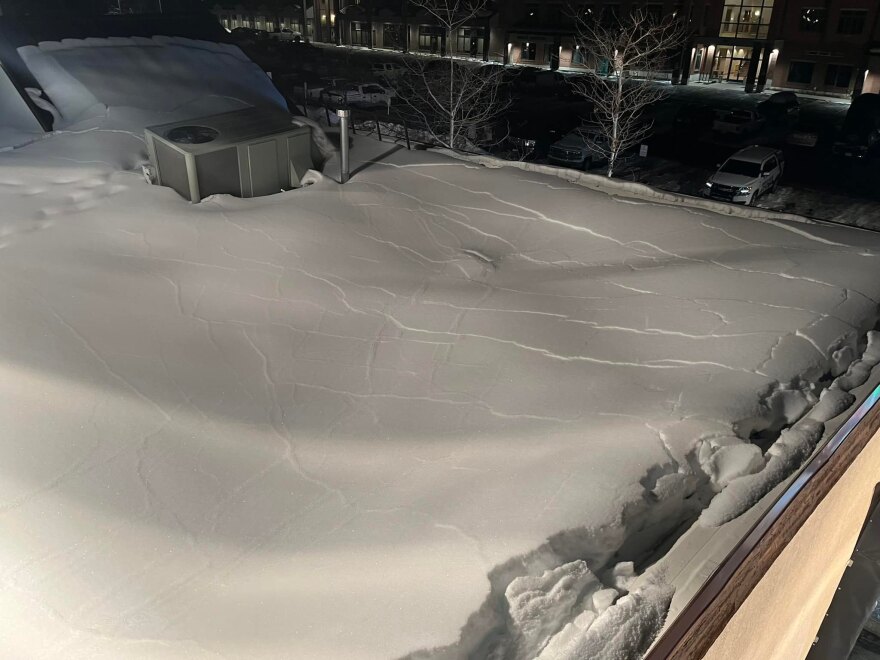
xmin=166 ymin=125 xmax=219 ymax=144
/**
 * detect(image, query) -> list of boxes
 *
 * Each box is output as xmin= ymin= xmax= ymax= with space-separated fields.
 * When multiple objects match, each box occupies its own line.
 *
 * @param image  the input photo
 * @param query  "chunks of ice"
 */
xmin=537 ymin=580 xmax=674 ymax=660
xmin=505 ymin=560 xmax=602 ymax=659
xmin=806 ymin=388 xmax=856 ymax=423
xmin=706 ymin=443 xmax=765 ymax=490
xmin=700 ymin=419 xmax=824 ymax=527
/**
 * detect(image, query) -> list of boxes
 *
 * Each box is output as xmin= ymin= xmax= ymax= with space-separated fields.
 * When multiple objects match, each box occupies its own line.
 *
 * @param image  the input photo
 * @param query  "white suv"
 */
xmin=704 ymin=146 xmax=784 ymax=206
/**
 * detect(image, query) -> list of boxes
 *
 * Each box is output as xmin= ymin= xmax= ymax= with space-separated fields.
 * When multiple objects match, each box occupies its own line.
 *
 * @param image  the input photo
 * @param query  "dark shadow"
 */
xmin=349 ymin=143 xmax=404 ymax=178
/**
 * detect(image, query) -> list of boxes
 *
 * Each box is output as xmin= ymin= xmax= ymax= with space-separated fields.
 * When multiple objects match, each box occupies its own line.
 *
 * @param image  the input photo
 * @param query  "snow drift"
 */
xmin=2 ymin=36 xmax=880 ymax=660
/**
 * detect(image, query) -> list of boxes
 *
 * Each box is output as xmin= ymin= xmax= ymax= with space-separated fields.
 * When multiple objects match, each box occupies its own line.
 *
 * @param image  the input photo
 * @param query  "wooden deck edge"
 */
xmin=645 ymin=384 xmax=880 ymax=660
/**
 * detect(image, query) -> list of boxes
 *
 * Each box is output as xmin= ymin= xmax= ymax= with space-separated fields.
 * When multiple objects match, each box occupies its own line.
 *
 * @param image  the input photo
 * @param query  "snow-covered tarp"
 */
xmin=3 ymin=37 xmax=880 ymax=660
xmin=18 ymin=36 xmax=286 ymax=127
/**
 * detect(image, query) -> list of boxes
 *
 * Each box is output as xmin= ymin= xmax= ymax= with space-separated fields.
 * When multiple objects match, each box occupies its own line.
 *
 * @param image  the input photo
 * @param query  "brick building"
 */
xmin=211 ymin=0 xmax=880 ymax=97
xmin=211 ymin=2 xmax=499 ymax=60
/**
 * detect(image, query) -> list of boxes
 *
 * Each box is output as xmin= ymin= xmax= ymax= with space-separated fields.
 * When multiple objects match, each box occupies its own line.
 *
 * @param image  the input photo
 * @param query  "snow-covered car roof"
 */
xmin=727 ymin=145 xmax=783 ymax=163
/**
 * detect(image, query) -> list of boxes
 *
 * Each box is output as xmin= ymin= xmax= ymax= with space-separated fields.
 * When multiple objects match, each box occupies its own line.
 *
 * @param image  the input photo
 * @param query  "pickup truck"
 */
xmin=712 ymin=109 xmax=766 ymax=136
xmin=270 ymin=28 xmax=302 ymax=42
xmin=321 ymin=83 xmax=396 ymax=108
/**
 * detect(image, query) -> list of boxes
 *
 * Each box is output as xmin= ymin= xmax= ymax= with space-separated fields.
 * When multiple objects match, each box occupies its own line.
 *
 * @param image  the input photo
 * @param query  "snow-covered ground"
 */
xmin=4 ymin=37 xmax=880 ymax=660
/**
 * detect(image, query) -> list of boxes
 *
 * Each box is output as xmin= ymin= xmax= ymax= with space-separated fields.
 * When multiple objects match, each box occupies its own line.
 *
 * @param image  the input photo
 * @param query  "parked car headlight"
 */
xmin=705 ymin=181 xmax=713 ymax=188
xmin=738 ymin=186 xmax=751 ymax=194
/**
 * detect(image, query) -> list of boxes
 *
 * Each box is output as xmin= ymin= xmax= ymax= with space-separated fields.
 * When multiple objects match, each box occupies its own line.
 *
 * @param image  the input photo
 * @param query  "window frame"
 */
xmin=787 ymin=60 xmax=815 ymax=85
xmin=837 ymin=8 xmax=867 ymax=35
xmin=825 ymin=63 xmax=854 ymax=88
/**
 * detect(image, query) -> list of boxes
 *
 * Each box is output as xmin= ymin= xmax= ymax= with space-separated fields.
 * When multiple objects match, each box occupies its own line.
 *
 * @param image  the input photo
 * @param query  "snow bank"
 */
xmin=18 ymin=36 xmax=286 ymax=128
xmin=3 ymin=124 xmax=880 ymax=658
xmin=700 ymin=331 xmax=880 ymax=526
xmin=436 ymin=149 xmax=871 ymax=233
xmin=537 ymin=574 xmax=674 ymax=660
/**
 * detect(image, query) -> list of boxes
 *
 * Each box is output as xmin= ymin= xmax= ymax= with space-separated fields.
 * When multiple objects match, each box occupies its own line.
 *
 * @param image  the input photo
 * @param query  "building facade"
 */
xmin=211 ymin=0 xmax=880 ymax=97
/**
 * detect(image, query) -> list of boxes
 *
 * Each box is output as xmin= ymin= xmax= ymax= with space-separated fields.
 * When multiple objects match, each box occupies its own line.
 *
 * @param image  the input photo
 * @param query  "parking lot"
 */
xmin=238 ymin=36 xmax=880 ymax=230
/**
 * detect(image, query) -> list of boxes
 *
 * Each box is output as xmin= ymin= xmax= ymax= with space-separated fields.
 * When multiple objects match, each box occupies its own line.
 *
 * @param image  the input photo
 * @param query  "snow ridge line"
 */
xmin=433 ymin=149 xmax=875 ymax=250
xmin=409 ymin=322 xmax=880 ymax=660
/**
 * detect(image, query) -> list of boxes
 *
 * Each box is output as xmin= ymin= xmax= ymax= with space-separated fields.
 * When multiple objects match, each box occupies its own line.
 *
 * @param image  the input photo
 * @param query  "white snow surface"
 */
xmin=18 ymin=36 xmax=286 ymax=127
xmin=4 ymin=37 xmax=880 ymax=660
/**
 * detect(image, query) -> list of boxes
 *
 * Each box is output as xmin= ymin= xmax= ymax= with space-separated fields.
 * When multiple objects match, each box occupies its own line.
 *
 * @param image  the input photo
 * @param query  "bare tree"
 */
xmin=571 ymin=8 xmax=687 ymax=177
xmin=393 ymin=0 xmax=510 ymax=151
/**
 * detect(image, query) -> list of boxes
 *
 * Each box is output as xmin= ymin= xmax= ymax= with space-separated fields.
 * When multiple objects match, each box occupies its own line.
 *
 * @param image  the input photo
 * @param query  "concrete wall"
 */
xmin=703 ymin=425 xmax=880 ymax=660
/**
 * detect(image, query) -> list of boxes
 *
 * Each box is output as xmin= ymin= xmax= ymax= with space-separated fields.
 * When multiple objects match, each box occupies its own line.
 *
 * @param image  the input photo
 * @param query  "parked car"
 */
xmin=547 ymin=127 xmax=609 ymax=170
xmin=372 ymin=62 xmax=404 ymax=81
xmin=704 ymin=145 xmax=784 ymax=205
xmin=230 ymin=27 xmax=269 ymax=45
xmin=757 ymin=91 xmax=800 ymax=123
xmin=321 ymin=82 xmax=396 ymax=107
xmin=514 ymin=69 xmax=565 ymax=96
xmin=786 ymin=121 xmax=820 ymax=148
xmin=712 ymin=108 xmax=766 ymax=136
xmin=559 ymin=74 xmax=597 ymax=101
xmin=833 ymin=93 xmax=880 ymax=158
xmin=300 ymin=77 xmax=346 ymax=101
xmin=270 ymin=27 xmax=302 ymax=42
xmin=675 ymin=103 xmax=718 ymax=132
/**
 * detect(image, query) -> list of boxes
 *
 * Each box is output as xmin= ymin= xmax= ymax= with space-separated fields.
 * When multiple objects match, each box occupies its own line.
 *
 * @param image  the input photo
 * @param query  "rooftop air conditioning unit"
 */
xmin=145 ymin=106 xmax=314 ymax=202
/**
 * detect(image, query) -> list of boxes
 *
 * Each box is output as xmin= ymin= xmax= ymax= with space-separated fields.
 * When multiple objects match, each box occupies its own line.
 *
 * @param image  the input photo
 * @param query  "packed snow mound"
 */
xmin=2 ymin=131 xmax=880 ymax=659
xmin=18 ymin=36 xmax=286 ymax=127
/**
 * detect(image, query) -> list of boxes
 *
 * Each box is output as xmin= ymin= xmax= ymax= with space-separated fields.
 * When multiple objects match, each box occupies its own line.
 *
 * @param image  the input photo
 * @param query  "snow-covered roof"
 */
xmin=726 ymin=145 xmax=782 ymax=163
xmin=2 ymin=35 xmax=880 ymax=660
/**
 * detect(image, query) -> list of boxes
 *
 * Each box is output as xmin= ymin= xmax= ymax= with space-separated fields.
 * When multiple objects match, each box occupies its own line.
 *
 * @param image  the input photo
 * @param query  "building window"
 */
xmin=418 ymin=26 xmax=443 ymax=53
xmin=520 ymin=42 xmax=537 ymax=61
xmin=572 ymin=45 xmax=587 ymax=66
xmin=384 ymin=23 xmax=405 ymax=50
xmin=825 ymin=64 xmax=853 ymax=88
xmin=837 ymin=9 xmax=867 ymax=35
xmin=351 ymin=21 xmax=368 ymax=46
xmin=456 ymin=27 xmax=485 ymax=57
xmin=720 ymin=0 xmax=774 ymax=40
xmin=711 ymin=45 xmax=753 ymax=81
xmin=799 ymin=7 xmax=826 ymax=32
xmin=787 ymin=61 xmax=815 ymax=84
